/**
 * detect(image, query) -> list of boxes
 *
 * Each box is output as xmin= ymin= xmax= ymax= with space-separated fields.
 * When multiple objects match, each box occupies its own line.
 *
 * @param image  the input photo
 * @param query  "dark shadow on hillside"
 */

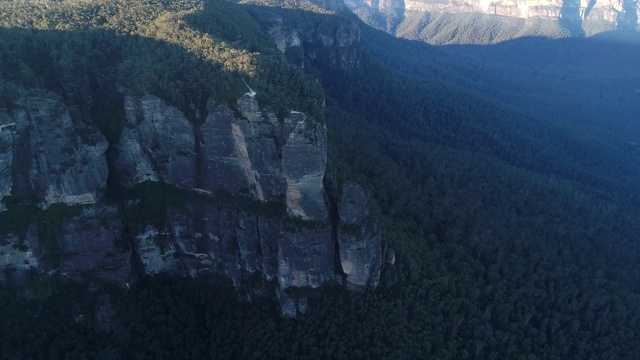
xmin=0 ymin=24 xmax=263 ymax=201
xmin=182 ymin=0 xmax=278 ymax=54
xmin=583 ymin=0 xmax=597 ymax=19
xmin=236 ymin=2 xmax=366 ymax=73
xmin=237 ymin=3 xmax=640 ymax=201
xmin=0 ymin=25 xmax=254 ymax=122
xmin=559 ymin=0 xmax=585 ymax=36
xmin=621 ymin=0 xmax=639 ymax=30
xmin=350 ymin=15 xmax=640 ymax=139
xmin=443 ymin=33 xmax=640 ymax=73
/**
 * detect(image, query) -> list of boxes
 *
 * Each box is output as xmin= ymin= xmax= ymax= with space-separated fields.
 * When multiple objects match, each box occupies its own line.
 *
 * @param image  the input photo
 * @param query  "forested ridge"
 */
xmin=2 ymin=0 xmax=640 ymax=359
xmin=0 ymin=0 xmax=324 ymax=123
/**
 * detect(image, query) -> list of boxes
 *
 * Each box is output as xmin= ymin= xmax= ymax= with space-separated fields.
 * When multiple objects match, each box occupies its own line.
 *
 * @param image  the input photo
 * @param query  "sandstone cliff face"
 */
xmin=114 ymin=93 xmax=328 ymax=220
xmin=0 ymin=121 xmax=15 ymax=212
xmin=338 ymin=183 xmax=382 ymax=289
xmin=57 ymin=205 xmax=130 ymax=284
xmin=0 ymin=225 xmax=40 ymax=287
xmin=0 ymin=93 xmax=386 ymax=315
xmin=266 ymin=14 xmax=362 ymax=70
xmin=282 ymin=112 xmax=328 ymax=221
xmin=425 ymin=0 xmax=633 ymax=23
xmin=0 ymin=98 xmax=108 ymax=209
xmin=350 ymin=0 xmax=640 ymax=27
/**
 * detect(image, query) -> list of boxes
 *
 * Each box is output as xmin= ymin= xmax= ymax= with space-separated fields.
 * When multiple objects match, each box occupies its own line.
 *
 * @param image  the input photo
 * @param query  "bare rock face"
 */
xmin=385 ymin=247 xmax=396 ymax=265
xmin=339 ymin=182 xmax=370 ymax=224
xmin=339 ymin=225 xmax=383 ymax=288
xmin=282 ymin=112 xmax=328 ymax=221
xmin=262 ymin=12 xmax=362 ymax=70
xmin=134 ymin=225 xmax=177 ymax=276
xmin=0 ymin=120 xmax=16 ymax=211
xmin=352 ymin=0 xmax=639 ymax=25
xmin=333 ymin=22 xmax=362 ymax=69
xmin=0 ymin=225 xmax=40 ymax=287
xmin=276 ymin=289 xmax=309 ymax=317
xmin=114 ymin=94 xmax=327 ymax=208
xmin=113 ymin=93 xmax=342 ymax=314
xmin=270 ymin=20 xmax=304 ymax=53
xmin=278 ymin=225 xmax=334 ymax=289
xmin=57 ymin=205 xmax=130 ymax=284
xmin=114 ymin=95 xmax=195 ymax=188
xmin=0 ymin=92 xmax=386 ymax=316
xmin=338 ymin=183 xmax=383 ymax=289
xmin=199 ymin=98 xmax=285 ymax=201
xmin=347 ymin=0 xmax=640 ymax=41
xmin=158 ymin=204 xmax=277 ymax=285
xmin=0 ymin=98 xmax=108 ymax=209
xmin=130 ymin=200 xmax=334 ymax=292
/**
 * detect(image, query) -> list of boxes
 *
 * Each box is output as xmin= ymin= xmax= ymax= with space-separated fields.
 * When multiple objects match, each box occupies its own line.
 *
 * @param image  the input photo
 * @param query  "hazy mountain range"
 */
xmin=348 ymin=0 xmax=640 ymax=42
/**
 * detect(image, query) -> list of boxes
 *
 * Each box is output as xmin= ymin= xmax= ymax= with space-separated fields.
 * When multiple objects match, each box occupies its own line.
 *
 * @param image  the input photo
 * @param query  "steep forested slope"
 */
xmin=358 ymin=19 xmax=640 ymax=137
xmin=1 ymin=0 xmax=640 ymax=359
xmin=314 ymin=16 xmax=640 ymax=357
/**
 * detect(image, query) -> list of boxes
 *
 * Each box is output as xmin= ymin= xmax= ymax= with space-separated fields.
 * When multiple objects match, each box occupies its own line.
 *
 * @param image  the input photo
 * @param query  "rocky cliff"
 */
xmin=337 ymin=183 xmax=383 ymax=289
xmin=0 ymin=98 xmax=109 ymax=209
xmin=346 ymin=0 xmax=640 ymax=43
xmin=349 ymin=0 xmax=640 ymax=25
xmin=0 ymin=92 xmax=385 ymax=316
xmin=249 ymin=6 xmax=363 ymax=70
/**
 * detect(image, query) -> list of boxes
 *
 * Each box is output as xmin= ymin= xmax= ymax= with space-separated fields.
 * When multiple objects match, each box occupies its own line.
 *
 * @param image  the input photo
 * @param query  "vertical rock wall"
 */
xmin=0 ymin=98 xmax=108 ymax=209
xmin=0 ymin=94 xmax=388 ymax=316
xmin=57 ymin=205 xmax=130 ymax=284
xmin=338 ymin=183 xmax=383 ymax=289
xmin=264 ymin=13 xmax=363 ymax=71
xmin=0 ymin=120 xmax=15 ymax=211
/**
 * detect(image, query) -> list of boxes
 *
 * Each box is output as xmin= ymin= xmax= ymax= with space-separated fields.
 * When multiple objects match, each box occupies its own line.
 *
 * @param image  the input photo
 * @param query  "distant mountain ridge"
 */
xmin=346 ymin=0 xmax=640 ymax=43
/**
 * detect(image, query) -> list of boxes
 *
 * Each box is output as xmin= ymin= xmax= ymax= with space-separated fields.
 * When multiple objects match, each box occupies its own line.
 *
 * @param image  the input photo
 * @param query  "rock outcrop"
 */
xmin=345 ymin=0 xmax=640 ymax=43
xmin=114 ymin=93 xmax=329 ymax=219
xmin=0 ymin=225 xmax=40 ymax=287
xmin=0 ymin=121 xmax=15 ymax=212
xmin=337 ymin=183 xmax=383 ymax=289
xmin=0 ymin=98 xmax=108 ymax=209
xmin=282 ymin=112 xmax=328 ymax=221
xmin=264 ymin=13 xmax=362 ymax=70
xmin=349 ymin=0 xmax=640 ymax=26
xmin=57 ymin=205 xmax=130 ymax=284
xmin=0 ymin=93 xmax=388 ymax=316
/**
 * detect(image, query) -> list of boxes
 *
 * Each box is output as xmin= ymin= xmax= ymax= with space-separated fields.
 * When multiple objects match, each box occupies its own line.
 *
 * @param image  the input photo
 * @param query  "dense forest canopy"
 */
xmin=2 ymin=0 xmax=640 ymax=358
xmin=0 ymin=0 xmax=324 ymax=122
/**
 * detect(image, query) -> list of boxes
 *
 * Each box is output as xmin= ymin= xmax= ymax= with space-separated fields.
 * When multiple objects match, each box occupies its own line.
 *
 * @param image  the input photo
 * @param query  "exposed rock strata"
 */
xmin=114 ymin=94 xmax=328 ymax=215
xmin=0 ymin=94 xmax=388 ymax=315
xmin=338 ymin=183 xmax=383 ymax=289
xmin=57 ymin=205 xmax=130 ymax=284
xmin=0 ymin=225 xmax=40 ymax=287
xmin=0 ymin=98 xmax=108 ymax=209
xmin=278 ymin=224 xmax=334 ymax=288
xmin=282 ymin=112 xmax=328 ymax=221
xmin=349 ymin=0 xmax=640 ymax=26
xmin=0 ymin=120 xmax=15 ymax=211
xmin=265 ymin=14 xmax=362 ymax=70
xmin=344 ymin=0 xmax=640 ymax=43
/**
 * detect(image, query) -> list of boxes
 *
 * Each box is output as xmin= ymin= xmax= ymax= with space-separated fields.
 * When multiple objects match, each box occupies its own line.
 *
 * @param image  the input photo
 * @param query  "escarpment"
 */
xmin=345 ymin=0 xmax=640 ymax=43
xmin=248 ymin=5 xmax=363 ymax=71
xmin=0 ymin=92 xmax=388 ymax=316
